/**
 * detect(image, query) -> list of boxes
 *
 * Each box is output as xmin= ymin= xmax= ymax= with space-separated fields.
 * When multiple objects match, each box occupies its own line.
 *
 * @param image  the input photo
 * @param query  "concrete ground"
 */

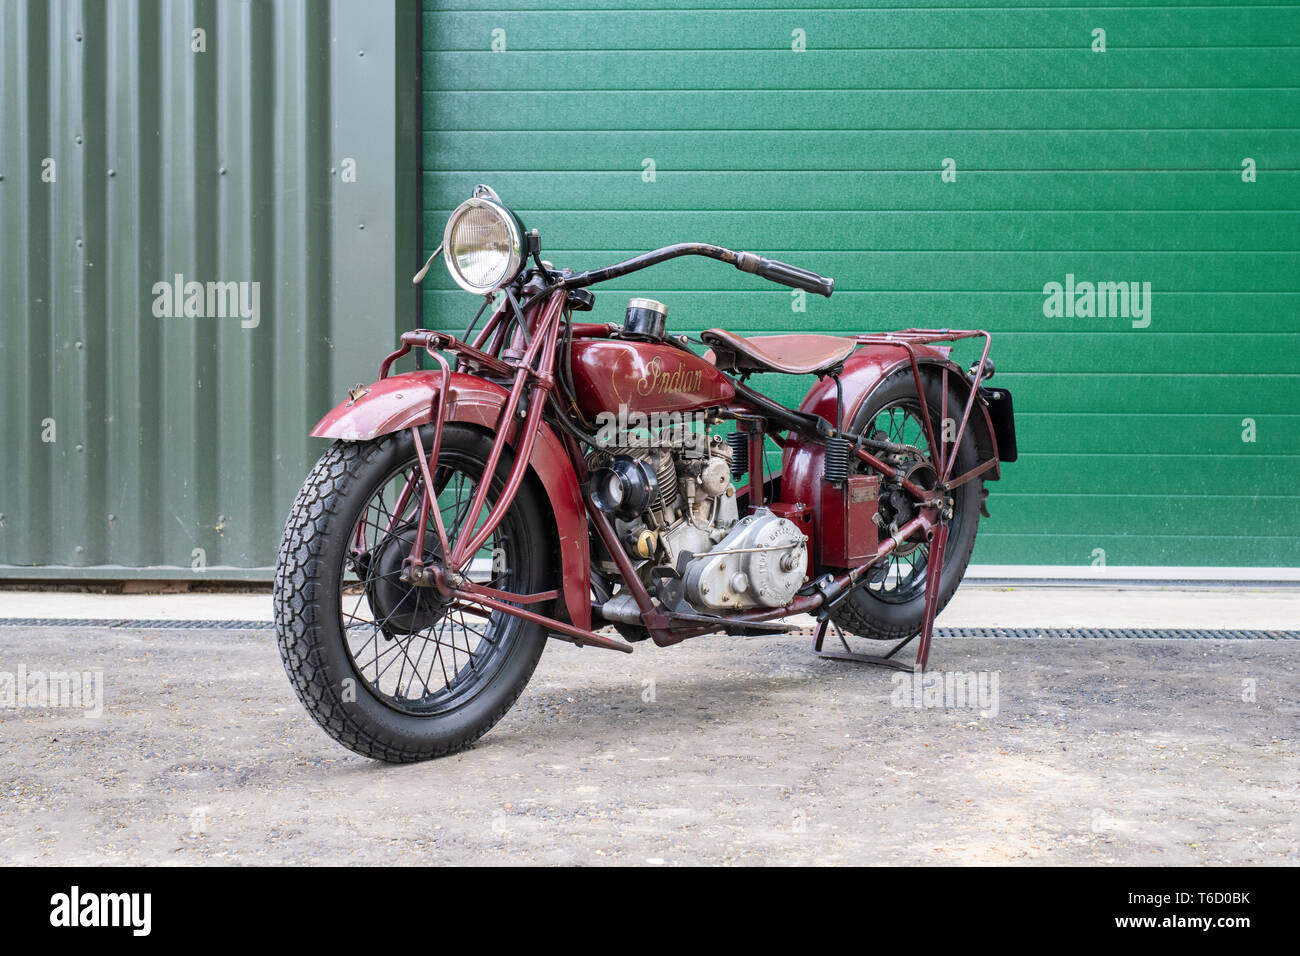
xmin=0 ymin=586 xmax=1296 ymax=865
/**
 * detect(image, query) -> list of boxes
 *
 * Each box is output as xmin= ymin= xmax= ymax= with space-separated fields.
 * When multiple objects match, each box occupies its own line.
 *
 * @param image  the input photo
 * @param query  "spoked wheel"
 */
xmin=274 ymin=424 xmax=550 ymax=762
xmin=830 ymin=369 xmax=983 ymax=643
xmin=343 ymin=458 xmax=522 ymax=714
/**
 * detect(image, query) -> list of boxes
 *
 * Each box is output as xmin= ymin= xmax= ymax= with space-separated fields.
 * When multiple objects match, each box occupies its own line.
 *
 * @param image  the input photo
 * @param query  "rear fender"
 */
xmin=782 ymin=345 xmax=1001 ymax=566
xmin=312 ymin=371 xmax=590 ymax=630
xmin=793 ymin=344 xmax=999 ymax=477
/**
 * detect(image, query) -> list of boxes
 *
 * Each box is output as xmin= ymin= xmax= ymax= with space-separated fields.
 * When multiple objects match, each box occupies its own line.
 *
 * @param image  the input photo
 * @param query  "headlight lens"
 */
xmin=442 ymin=197 xmax=525 ymax=294
xmin=601 ymin=472 xmax=626 ymax=507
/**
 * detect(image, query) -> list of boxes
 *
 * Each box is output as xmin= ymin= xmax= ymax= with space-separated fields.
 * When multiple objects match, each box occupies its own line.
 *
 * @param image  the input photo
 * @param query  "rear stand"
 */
xmin=813 ymin=523 xmax=949 ymax=673
xmin=813 ymin=618 xmax=919 ymax=671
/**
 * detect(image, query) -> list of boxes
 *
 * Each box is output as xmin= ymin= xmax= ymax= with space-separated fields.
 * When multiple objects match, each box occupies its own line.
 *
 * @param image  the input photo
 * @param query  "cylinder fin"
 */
xmin=727 ymin=432 xmax=749 ymax=479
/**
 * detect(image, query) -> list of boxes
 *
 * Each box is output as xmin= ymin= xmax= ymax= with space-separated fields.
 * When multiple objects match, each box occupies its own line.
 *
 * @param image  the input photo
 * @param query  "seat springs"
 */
xmin=823 ymin=436 xmax=853 ymax=484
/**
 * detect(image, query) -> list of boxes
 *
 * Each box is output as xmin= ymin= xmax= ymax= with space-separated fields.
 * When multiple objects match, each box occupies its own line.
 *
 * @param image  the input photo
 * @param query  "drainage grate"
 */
xmin=0 ymin=619 xmax=1296 ymax=640
xmin=795 ymin=626 xmax=1300 ymax=641
xmin=0 ymin=617 xmax=272 ymax=630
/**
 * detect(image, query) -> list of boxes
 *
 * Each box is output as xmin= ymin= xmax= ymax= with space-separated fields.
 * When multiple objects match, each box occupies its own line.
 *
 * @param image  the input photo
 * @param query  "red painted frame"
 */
xmin=315 ymin=284 xmax=1000 ymax=670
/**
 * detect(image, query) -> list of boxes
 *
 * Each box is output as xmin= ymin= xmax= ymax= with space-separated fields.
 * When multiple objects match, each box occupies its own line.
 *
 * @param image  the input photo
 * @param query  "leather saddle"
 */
xmin=700 ymin=329 xmax=855 ymax=376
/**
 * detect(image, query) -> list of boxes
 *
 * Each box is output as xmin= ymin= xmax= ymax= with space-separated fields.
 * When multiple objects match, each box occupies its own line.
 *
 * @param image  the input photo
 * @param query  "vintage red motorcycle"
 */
xmin=274 ymin=185 xmax=1016 ymax=762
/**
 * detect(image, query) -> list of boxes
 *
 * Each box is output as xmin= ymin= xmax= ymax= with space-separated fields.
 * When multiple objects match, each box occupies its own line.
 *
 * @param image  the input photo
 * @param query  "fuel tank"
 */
xmin=569 ymin=340 xmax=735 ymax=417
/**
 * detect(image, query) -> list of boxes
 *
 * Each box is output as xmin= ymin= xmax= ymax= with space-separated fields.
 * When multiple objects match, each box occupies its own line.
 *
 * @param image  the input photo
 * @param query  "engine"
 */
xmin=591 ymin=425 xmax=808 ymax=623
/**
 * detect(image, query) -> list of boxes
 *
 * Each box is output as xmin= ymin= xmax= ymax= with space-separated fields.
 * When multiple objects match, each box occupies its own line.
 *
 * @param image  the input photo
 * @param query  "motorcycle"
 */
xmin=273 ymin=184 xmax=1017 ymax=762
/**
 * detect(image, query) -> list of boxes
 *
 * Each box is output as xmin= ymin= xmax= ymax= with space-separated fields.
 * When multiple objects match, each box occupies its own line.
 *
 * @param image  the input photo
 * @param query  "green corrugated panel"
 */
xmin=0 ymin=0 xmax=419 ymax=576
xmin=421 ymin=0 xmax=1300 ymax=568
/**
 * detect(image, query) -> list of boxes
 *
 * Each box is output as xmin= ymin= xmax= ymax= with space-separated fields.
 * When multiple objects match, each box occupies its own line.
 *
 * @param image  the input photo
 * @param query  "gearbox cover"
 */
xmin=682 ymin=508 xmax=808 ymax=612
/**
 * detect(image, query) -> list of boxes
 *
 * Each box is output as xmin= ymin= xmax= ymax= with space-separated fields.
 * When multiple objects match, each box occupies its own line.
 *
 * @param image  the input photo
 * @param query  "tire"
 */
xmin=830 ymin=368 xmax=983 ymax=643
xmin=273 ymin=424 xmax=550 ymax=762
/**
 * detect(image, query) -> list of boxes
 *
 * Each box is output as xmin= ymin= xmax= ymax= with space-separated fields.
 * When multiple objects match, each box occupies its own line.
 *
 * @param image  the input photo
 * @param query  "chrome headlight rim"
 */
xmin=441 ymin=196 xmax=526 ymax=295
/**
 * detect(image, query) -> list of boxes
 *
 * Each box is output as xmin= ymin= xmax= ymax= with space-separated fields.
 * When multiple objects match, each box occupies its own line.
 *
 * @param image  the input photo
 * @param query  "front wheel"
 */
xmin=830 ymin=369 xmax=984 ymax=643
xmin=273 ymin=424 xmax=551 ymax=762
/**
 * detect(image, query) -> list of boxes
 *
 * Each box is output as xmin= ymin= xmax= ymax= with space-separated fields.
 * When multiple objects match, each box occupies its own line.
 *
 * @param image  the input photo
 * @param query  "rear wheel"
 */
xmin=830 ymin=369 xmax=983 ymax=643
xmin=274 ymin=424 xmax=550 ymax=762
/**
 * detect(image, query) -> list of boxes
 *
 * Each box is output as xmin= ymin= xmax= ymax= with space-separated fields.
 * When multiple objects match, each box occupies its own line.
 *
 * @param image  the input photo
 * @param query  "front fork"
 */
xmin=389 ymin=291 xmax=634 ymax=655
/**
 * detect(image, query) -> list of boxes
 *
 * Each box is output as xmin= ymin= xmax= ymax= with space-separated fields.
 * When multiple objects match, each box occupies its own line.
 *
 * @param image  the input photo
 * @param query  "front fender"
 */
xmin=311 ymin=371 xmax=497 ymax=442
xmin=311 ymin=371 xmax=591 ymax=630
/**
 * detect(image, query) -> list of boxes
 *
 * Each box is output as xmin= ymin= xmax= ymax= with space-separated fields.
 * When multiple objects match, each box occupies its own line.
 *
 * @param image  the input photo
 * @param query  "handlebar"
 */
xmin=733 ymin=251 xmax=835 ymax=298
xmin=561 ymin=242 xmax=834 ymax=298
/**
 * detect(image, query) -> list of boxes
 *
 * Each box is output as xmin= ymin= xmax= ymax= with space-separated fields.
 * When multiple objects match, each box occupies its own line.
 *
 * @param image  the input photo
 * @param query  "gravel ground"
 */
xmin=0 ymin=625 xmax=1296 ymax=865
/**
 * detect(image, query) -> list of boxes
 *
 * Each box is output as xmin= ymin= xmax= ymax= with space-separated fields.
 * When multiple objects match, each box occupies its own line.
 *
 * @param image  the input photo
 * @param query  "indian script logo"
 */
xmin=634 ymin=355 xmax=704 ymax=397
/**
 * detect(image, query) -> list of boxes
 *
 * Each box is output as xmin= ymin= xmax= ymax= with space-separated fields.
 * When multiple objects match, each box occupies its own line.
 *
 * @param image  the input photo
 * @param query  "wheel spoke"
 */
xmin=862 ymin=396 xmax=950 ymax=604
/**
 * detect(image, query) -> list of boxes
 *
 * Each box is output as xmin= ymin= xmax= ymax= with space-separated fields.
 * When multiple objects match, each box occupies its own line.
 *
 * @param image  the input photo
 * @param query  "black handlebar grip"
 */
xmin=735 ymin=251 xmax=834 ymax=298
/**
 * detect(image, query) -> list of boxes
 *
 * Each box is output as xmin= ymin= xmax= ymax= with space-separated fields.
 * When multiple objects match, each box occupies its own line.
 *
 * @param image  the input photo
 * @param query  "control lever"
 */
xmin=412 ymin=242 xmax=444 ymax=284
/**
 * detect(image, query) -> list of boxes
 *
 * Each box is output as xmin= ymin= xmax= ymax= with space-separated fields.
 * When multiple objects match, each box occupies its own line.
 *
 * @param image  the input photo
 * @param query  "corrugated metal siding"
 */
xmin=421 ymin=0 xmax=1300 ymax=568
xmin=0 ymin=0 xmax=419 ymax=575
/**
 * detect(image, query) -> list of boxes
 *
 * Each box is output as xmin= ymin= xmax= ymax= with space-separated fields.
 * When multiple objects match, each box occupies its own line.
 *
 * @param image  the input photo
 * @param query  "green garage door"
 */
xmin=421 ymin=0 xmax=1300 ymax=570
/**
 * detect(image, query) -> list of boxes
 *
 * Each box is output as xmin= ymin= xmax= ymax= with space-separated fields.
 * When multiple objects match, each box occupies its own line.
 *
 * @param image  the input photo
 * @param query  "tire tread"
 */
xmin=272 ymin=436 xmax=540 ymax=763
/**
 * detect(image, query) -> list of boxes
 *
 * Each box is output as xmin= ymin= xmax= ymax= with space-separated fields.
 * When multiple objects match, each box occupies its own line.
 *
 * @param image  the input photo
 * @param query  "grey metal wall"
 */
xmin=0 ymin=0 xmax=420 ymax=577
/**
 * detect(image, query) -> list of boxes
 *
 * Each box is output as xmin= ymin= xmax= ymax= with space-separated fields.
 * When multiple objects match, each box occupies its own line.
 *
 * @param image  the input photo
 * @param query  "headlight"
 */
xmin=442 ymin=195 xmax=526 ymax=295
xmin=588 ymin=456 xmax=658 ymax=520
